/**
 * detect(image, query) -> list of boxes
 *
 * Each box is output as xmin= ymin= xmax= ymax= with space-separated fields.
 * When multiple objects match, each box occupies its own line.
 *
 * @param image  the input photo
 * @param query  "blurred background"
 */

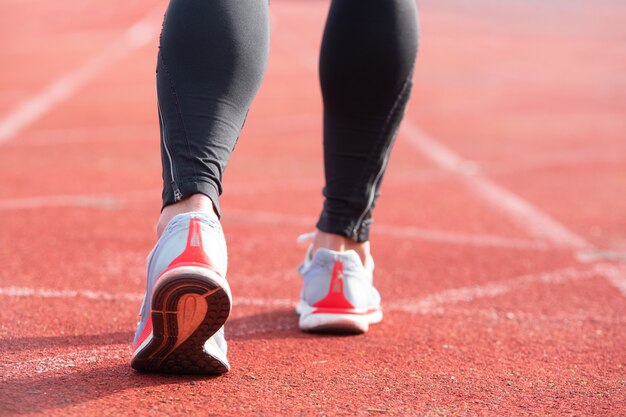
xmin=1 ymin=0 xmax=624 ymax=247
xmin=1 ymin=1 xmax=625 ymax=415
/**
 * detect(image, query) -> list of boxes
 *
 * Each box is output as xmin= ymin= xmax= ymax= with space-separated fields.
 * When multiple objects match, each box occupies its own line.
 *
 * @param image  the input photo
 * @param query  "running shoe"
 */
xmin=131 ymin=212 xmax=231 ymax=374
xmin=296 ymin=241 xmax=383 ymax=334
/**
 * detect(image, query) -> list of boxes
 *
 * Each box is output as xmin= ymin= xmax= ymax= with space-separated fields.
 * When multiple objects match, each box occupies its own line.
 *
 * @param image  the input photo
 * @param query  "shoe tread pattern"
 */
xmin=131 ymin=273 xmax=230 ymax=374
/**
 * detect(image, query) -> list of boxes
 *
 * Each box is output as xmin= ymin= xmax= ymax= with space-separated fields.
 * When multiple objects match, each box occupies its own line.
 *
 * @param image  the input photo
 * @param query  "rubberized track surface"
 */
xmin=1 ymin=1 xmax=625 ymax=415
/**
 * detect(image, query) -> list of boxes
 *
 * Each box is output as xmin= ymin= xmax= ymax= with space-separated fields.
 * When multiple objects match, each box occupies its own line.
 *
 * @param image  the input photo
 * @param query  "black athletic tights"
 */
xmin=157 ymin=0 xmax=419 ymax=242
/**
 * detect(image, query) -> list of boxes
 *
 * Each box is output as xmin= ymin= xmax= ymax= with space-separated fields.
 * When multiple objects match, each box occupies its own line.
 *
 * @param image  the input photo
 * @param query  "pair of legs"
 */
xmin=131 ymin=0 xmax=419 ymax=374
xmin=154 ymin=0 xmax=419 ymax=257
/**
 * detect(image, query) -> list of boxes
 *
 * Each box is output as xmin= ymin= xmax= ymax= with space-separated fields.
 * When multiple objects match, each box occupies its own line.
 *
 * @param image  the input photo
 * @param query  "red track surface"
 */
xmin=1 ymin=1 xmax=625 ymax=416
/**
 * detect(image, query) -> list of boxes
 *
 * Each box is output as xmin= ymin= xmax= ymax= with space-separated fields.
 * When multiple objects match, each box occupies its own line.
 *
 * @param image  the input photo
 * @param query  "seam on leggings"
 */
xmin=158 ymin=51 xmax=198 ymax=184
xmin=350 ymin=73 xmax=414 ymax=238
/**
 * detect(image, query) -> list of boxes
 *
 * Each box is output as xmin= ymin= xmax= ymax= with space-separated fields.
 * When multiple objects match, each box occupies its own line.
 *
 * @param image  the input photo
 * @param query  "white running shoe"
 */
xmin=131 ymin=212 xmax=231 ymax=374
xmin=296 ymin=242 xmax=383 ymax=334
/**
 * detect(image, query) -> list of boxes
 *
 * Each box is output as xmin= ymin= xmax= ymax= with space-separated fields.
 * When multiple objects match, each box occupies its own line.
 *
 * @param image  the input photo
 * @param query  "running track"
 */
xmin=1 ymin=1 xmax=625 ymax=415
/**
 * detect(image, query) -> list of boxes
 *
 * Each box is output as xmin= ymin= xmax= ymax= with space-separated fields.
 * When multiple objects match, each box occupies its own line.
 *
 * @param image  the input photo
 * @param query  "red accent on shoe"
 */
xmin=134 ymin=217 xmax=224 ymax=355
xmin=312 ymin=261 xmax=355 ymax=311
xmin=170 ymin=217 xmax=211 ymax=265
xmin=133 ymin=314 xmax=153 ymax=351
xmin=159 ymin=217 xmax=223 ymax=278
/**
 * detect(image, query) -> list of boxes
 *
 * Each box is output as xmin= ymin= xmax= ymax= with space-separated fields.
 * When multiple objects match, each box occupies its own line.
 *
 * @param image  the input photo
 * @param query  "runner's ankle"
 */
xmin=312 ymin=230 xmax=370 ymax=265
xmin=156 ymin=194 xmax=218 ymax=237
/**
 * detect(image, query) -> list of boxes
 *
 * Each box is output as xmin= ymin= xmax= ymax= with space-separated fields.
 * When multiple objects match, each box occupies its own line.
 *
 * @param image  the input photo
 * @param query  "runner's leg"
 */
xmin=155 ymin=0 xmax=270 ymax=235
xmin=315 ymin=0 xmax=419 ymax=258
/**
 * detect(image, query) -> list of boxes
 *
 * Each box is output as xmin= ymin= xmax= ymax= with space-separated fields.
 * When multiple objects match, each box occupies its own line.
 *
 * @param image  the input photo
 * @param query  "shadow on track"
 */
xmin=0 ymin=332 xmax=134 ymax=353
xmin=0 ymin=364 xmax=219 ymax=416
xmin=227 ymin=308 xmax=372 ymax=340
xmin=0 ymin=310 xmax=366 ymax=415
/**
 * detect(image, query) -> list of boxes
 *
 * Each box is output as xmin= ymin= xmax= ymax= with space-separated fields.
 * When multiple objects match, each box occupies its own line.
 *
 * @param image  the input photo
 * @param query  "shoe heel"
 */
xmin=131 ymin=267 xmax=231 ymax=374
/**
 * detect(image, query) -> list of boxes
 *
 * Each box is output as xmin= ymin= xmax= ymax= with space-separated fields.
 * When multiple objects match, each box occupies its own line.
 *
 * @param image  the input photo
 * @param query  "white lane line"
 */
xmin=0 ymin=265 xmax=603 ymax=314
xmin=594 ymin=263 xmax=626 ymax=298
xmin=3 ymin=113 xmax=319 ymax=148
xmin=577 ymin=250 xmax=626 ymax=263
xmin=482 ymin=145 xmax=626 ymax=176
xmin=0 ymin=190 xmax=157 ymax=211
xmin=0 ymin=195 xmax=123 ymax=210
xmin=423 ymin=306 xmax=626 ymax=326
xmin=401 ymin=123 xmax=591 ymax=250
xmin=374 ymin=223 xmax=548 ymax=250
xmin=0 ymin=286 xmax=143 ymax=302
xmin=0 ymin=286 xmax=294 ymax=309
xmin=0 ymin=6 xmax=163 ymax=144
xmin=7 ymin=125 xmax=157 ymax=146
xmin=392 ymin=266 xmax=599 ymax=315
xmin=223 ymin=209 xmax=548 ymax=250
xmin=0 ymin=190 xmax=545 ymax=250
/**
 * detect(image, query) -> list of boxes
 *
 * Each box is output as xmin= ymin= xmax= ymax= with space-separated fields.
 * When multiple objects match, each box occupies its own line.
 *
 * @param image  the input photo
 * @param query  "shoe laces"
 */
xmin=296 ymin=232 xmax=316 ymax=274
xmin=296 ymin=231 xmax=316 ymax=244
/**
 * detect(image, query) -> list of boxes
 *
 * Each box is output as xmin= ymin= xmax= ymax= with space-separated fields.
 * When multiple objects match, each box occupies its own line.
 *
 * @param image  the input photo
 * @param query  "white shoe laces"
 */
xmin=296 ymin=231 xmax=316 ymax=244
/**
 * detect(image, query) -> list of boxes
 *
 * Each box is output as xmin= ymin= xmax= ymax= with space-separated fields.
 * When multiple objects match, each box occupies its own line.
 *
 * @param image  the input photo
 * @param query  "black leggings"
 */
xmin=157 ymin=0 xmax=419 ymax=242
